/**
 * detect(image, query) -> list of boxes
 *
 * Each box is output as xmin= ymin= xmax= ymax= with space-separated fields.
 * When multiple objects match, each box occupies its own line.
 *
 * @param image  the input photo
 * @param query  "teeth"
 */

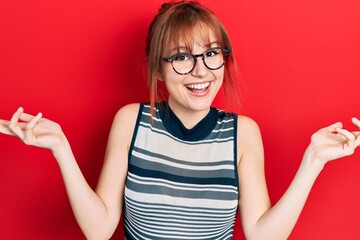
xmin=187 ymin=82 xmax=210 ymax=90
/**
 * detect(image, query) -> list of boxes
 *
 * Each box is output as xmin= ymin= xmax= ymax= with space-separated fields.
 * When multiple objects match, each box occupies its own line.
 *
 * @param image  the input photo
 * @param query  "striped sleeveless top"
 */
xmin=124 ymin=102 xmax=239 ymax=240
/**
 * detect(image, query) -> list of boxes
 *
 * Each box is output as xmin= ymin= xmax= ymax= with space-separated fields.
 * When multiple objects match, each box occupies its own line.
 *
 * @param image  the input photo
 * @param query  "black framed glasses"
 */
xmin=163 ymin=47 xmax=230 ymax=75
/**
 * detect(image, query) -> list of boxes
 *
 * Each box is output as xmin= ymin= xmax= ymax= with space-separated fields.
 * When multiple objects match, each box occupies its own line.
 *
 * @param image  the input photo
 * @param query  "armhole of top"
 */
xmin=127 ymin=103 xmax=144 ymax=161
xmin=233 ymin=114 xmax=240 ymax=199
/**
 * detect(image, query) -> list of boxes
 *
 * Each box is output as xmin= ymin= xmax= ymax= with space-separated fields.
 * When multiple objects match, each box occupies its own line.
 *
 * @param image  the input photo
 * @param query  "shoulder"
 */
xmin=113 ymin=103 xmax=141 ymax=125
xmin=109 ymin=103 xmax=141 ymax=144
xmin=236 ymin=115 xmax=264 ymax=164
xmin=236 ymin=115 xmax=261 ymax=136
xmin=115 ymin=102 xmax=141 ymax=115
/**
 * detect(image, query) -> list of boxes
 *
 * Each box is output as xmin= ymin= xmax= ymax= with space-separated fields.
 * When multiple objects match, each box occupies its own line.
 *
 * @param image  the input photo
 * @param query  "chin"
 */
xmin=187 ymin=99 xmax=214 ymax=111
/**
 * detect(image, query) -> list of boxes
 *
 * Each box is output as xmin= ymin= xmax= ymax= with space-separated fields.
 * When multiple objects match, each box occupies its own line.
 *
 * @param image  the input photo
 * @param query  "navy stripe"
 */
xmin=129 ymin=156 xmax=237 ymax=180
xmin=128 ymin=164 xmax=238 ymax=186
xmin=125 ymin=196 xmax=238 ymax=213
xmin=126 ymin=179 xmax=238 ymax=200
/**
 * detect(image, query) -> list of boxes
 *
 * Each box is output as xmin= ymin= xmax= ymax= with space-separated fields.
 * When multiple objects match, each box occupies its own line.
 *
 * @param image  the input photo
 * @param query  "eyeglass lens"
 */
xmin=172 ymin=48 xmax=226 ymax=74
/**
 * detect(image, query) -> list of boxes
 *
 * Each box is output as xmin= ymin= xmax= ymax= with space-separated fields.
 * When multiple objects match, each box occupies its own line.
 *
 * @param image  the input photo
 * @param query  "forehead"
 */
xmin=166 ymin=28 xmax=219 ymax=54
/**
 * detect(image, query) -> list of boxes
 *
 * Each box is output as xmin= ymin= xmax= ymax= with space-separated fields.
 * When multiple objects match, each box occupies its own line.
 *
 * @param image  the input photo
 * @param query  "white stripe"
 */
xmin=133 ymin=150 xmax=234 ymax=171
xmin=212 ymin=127 xmax=234 ymax=133
xmin=125 ymin=197 xmax=237 ymax=220
xmin=125 ymin=220 xmax=152 ymax=240
xmin=135 ymin=125 xmax=234 ymax=163
xmin=142 ymin=112 xmax=162 ymax=122
xmin=125 ymin=188 xmax=238 ymax=209
xmin=126 ymin=207 xmax=234 ymax=228
xmin=126 ymin=198 xmax=237 ymax=217
xmin=143 ymin=104 xmax=159 ymax=112
xmin=217 ymin=118 xmax=234 ymax=124
xmin=128 ymin=172 xmax=238 ymax=191
xmin=125 ymin=215 xmax=233 ymax=239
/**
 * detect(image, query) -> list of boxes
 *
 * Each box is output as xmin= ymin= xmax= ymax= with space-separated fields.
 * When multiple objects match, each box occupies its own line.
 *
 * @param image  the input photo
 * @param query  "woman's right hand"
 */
xmin=0 ymin=107 xmax=67 ymax=153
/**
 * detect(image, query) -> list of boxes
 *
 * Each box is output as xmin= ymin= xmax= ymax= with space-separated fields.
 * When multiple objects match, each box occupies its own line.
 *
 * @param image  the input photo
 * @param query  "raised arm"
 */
xmin=237 ymin=117 xmax=360 ymax=240
xmin=0 ymin=104 xmax=139 ymax=239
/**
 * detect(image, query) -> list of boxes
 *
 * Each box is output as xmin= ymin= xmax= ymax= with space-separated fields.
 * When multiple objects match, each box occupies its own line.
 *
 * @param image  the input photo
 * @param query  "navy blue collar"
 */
xmin=158 ymin=102 xmax=218 ymax=141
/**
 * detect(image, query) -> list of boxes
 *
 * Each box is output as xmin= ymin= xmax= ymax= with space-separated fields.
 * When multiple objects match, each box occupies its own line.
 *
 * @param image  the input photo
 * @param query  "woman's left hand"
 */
xmin=307 ymin=117 xmax=360 ymax=166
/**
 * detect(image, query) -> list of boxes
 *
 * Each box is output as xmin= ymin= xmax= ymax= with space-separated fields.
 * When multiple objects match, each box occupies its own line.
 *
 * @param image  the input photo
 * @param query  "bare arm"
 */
xmin=0 ymin=104 xmax=140 ymax=239
xmin=237 ymin=117 xmax=360 ymax=240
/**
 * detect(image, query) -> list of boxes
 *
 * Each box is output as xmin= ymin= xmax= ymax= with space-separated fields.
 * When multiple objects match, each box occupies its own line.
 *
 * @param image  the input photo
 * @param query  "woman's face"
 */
xmin=160 ymin=31 xmax=224 ymax=117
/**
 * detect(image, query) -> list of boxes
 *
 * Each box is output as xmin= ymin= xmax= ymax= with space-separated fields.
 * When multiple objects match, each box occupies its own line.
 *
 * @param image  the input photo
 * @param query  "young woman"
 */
xmin=1 ymin=1 xmax=359 ymax=239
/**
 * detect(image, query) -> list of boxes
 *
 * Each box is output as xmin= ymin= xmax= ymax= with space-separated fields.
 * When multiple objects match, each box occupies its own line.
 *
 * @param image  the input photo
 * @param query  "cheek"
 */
xmin=160 ymin=64 xmax=174 ymax=82
xmin=161 ymin=67 xmax=186 ymax=84
xmin=213 ymin=68 xmax=225 ymax=81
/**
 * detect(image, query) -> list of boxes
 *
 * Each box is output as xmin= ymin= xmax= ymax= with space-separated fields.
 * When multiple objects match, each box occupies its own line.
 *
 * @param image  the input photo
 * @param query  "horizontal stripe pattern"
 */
xmin=124 ymin=103 xmax=239 ymax=240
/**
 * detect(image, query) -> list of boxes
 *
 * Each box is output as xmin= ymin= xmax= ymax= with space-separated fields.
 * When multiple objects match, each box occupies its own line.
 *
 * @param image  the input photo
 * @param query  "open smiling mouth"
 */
xmin=185 ymin=82 xmax=210 ymax=92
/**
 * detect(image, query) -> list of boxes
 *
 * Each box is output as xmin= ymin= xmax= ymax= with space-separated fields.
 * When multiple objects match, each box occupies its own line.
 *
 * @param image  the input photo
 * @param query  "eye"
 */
xmin=205 ymin=48 xmax=221 ymax=57
xmin=174 ymin=53 xmax=191 ymax=61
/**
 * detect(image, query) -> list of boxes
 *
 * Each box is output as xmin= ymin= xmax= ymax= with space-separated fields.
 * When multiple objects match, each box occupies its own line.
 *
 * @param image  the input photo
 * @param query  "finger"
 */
xmin=326 ymin=122 xmax=343 ymax=132
xmin=23 ymin=112 xmax=42 ymax=145
xmin=0 ymin=120 xmax=29 ymax=134
xmin=26 ymin=112 xmax=42 ymax=130
xmin=352 ymin=117 xmax=360 ymax=129
xmin=353 ymin=130 xmax=360 ymax=147
xmin=9 ymin=107 xmax=25 ymax=139
xmin=19 ymin=112 xmax=36 ymax=122
xmin=9 ymin=107 xmax=23 ymax=123
xmin=336 ymin=127 xmax=356 ymax=148
xmin=0 ymin=119 xmax=15 ymax=135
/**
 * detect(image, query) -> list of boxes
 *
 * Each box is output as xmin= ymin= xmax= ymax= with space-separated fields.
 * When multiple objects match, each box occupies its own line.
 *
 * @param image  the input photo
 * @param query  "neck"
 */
xmin=167 ymin=101 xmax=210 ymax=129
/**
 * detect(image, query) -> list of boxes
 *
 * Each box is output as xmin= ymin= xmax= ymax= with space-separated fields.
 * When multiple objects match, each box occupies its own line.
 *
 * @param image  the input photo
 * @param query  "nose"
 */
xmin=191 ymin=55 xmax=208 ymax=78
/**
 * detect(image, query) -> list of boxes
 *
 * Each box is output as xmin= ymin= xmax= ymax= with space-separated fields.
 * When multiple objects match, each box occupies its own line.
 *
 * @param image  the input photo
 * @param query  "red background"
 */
xmin=1 ymin=0 xmax=360 ymax=239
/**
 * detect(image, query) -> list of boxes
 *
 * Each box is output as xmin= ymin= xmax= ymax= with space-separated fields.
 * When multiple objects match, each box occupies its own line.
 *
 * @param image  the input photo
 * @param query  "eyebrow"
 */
xmin=167 ymin=41 xmax=221 ymax=55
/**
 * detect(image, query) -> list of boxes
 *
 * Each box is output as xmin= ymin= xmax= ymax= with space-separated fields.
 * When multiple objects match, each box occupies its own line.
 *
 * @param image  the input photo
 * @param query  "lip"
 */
xmin=184 ymin=81 xmax=212 ymax=97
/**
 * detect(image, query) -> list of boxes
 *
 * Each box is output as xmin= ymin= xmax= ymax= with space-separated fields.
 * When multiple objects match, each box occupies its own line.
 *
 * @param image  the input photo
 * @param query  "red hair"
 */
xmin=146 ymin=1 xmax=239 ymax=117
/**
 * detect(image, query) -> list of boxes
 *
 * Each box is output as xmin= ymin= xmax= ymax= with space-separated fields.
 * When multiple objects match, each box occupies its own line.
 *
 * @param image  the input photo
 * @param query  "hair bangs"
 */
xmin=164 ymin=13 xmax=225 ymax=54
